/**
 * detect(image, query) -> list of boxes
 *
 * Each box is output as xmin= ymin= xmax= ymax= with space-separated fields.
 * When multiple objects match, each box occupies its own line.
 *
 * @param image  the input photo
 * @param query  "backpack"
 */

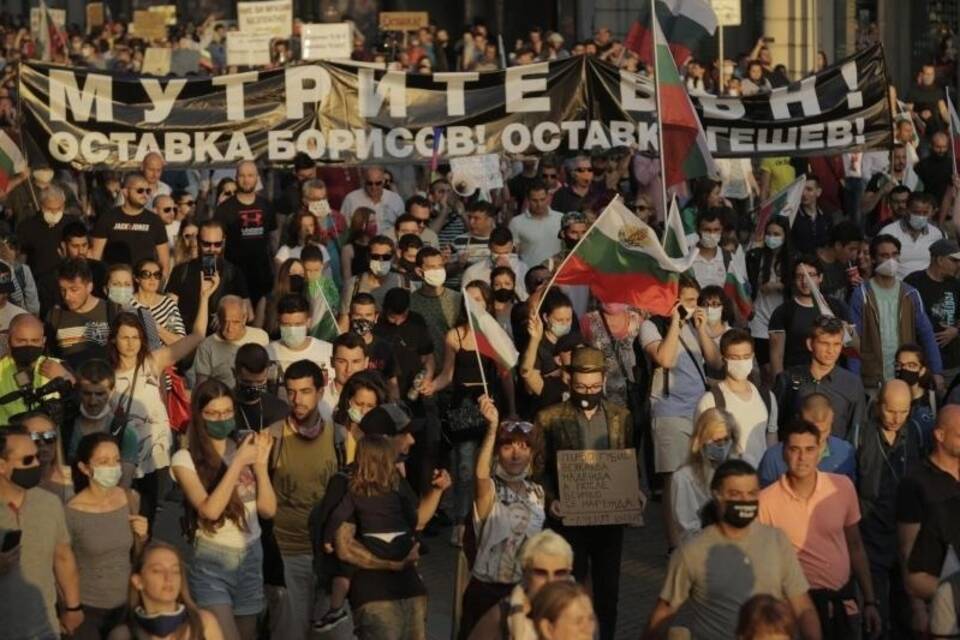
xmin=708 ymin=380 xmax=776 ymax=435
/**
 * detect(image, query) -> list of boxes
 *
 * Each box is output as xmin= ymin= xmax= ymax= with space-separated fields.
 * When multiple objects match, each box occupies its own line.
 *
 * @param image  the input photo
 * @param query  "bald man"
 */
xmin=856 ymin=379 xmax=927 ymax=637
xmin=340 ymin=165 xmax=405 ymax=232
xmin=141 ymin=151 xmax=171 ymax=208
xmin=0 ymin=313 xmax=72 ymax=424
xmin=213 ymin=161 xmax=278 ymax=310
xmin=192 ymin=295 xmax=268 ymax=388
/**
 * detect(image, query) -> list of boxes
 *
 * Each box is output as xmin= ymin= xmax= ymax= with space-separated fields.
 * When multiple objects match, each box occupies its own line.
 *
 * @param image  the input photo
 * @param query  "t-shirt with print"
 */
xmin=267 ymin=337 xmax=333 ymax=378
xmin=0 ymin=487 xmax=71 ymax=640
xmin=214 ymin=195 xmax=278 ymax=302
xmin=365 ymin=336 xmax=398 ymax=381
xmin=905 ymin=270 xmax=960 ymax=370
xmin=472 ymin=478 xmax=546 ymax=584
xmin=641 ymin=319 xmax=708 ymax=419
xmin=660 ymin=523 xmax=810 ymax=640
xmin=374 ymin=313 xmax=433 ymax=394
xmin=114 ymin=359 xmax=172 ymax=477
xmin=46 ymin=299 xmax=115 ymax=371
xmin=92 ymin=207 xmax=167 ymax=267
xmin=172 ymin=444 xmax=260 ymax=549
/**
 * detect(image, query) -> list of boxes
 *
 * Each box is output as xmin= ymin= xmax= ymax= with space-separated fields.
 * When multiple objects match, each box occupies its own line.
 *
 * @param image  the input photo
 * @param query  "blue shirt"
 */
xmin=758 ymin=436 xmax=857 ymax=488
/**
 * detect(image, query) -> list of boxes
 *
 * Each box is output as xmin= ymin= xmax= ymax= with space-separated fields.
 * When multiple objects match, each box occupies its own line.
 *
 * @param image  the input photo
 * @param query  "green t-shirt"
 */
xmin=872 ymin=280 xmax=901 ymax=382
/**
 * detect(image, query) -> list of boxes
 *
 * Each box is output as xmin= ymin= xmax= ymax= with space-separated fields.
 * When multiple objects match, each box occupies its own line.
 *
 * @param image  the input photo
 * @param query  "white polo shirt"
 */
xmin=691 ymin=248 xmax=728 ymax=289
xmin=879 ymin=219 xmax=943 ymax=279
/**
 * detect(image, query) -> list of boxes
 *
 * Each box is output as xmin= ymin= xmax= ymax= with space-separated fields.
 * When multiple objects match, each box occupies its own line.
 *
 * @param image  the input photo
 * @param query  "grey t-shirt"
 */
xmin=640 ymin=320 xmax=708 ymax=419
xmin=660 ymin=523 xmax=809 ymax=640
xmin=0 ymin=487 xmax=70 ymax=639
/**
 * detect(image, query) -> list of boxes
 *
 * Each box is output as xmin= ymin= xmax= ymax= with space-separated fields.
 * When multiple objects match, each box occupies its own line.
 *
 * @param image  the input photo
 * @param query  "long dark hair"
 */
xmin=334 ymin=369 xmax=388 ymax=426
xmin=185 ymin=380 xmax=248 ymax=534
xmin=758 ymin=217 xmax=790 ymax=288
xmin=456 ymin=280 xmax=494 ymax=328
xmin=72 ymin=432 xmax=118 ymax=494
xmin=108 ymin=311 xmax=150 ymax=370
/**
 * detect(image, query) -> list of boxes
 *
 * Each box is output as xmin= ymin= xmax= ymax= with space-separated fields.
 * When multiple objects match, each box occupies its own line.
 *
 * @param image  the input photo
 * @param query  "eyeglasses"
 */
xmin=366 ymin=180 xmax=385 ymax=187
xmin=138 ymin=270 xmax=162 ymax=279
xmin=200 ymin=240 xmax=224 ymax=248
xmin=159 ymin=207 xmax=175 ymax=213
xmin=412 ymin=218 xmax=429 ymax=227
xmin=572 ymin=383 xmax=603 ymax=393
xmin=30 ymin=430 xmax=57 ymax=445
xmin=501 ymin=420 xmax=534 ymax=434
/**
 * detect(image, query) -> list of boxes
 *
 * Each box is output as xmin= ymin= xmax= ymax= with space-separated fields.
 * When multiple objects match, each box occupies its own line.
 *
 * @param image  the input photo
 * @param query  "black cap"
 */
xmin=382 ymin=287 xmax=410 ymax=315
xmin=358 ymin=403 xmax=420 ymax=437
xmin=292 ymin=152 xmax=316 ymax=171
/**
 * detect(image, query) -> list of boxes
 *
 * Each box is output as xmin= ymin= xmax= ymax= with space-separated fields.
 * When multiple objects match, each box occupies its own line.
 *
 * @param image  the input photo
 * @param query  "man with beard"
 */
xmin=91 ymin=172 xmax=170 ymax=278
xmin=543 ymin=211 xmax=589 ymax=272
xmin=915 ymin=132 xmax=954 ymax=204
xmin=214 ymin=161 xmax=278 ymax=311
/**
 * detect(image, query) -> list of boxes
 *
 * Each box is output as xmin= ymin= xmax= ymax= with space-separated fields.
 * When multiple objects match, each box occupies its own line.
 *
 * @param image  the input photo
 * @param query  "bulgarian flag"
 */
xmin=723 ymin=245 xmax=752 ymax=320
xmin=37 ymin=0 xmax=66 ymax=62
xmin=464 ymin=290 xmax=519 ymax=375
xmin=307 ymin=278 xmax=341 ymax=342
xmin=752 ymin=174 xmax=806 ymax=243
xmin=625 ymin=0 xmax=718 ymax=68
xmin=662 ymin=195 xmax=691 ymax=259
xmin=802 ymin=268 xmax=859 ymax=357
xmin=652 ymin=10 xmax=717 ymax=188
xmin=0 ymin=131 xmax=26 ymax=193
xmin=947 ymin=90 xmax=960 ymax=176
xmin=552 ymin=197 xmax=698 ymax=316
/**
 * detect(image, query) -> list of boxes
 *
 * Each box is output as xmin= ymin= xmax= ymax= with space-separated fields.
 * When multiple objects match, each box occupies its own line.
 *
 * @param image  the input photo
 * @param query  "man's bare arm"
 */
xmin=334 ymin=521 xmax=404 ymax=571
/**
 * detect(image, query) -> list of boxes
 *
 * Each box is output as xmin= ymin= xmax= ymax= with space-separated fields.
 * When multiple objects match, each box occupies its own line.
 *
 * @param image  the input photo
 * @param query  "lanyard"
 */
xmin=875 ymin=429 xmax=907 ymax=482
xmin=239 ymin=401 xmax=263 ymax=433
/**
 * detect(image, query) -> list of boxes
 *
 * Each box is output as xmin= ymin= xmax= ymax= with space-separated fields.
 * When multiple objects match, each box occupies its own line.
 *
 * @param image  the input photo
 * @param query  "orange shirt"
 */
xmin=758 ymin=471 xmax=860 ymax=592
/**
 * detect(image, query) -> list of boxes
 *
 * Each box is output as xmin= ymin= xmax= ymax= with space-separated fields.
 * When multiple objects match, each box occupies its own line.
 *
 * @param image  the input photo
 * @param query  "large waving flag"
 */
xmin=947 ymin=90 xmax=960 ymax=176
xmin=662 ymin=196 xmax=691 ymax=259
xmin=723 ymin=246 xmax=752 ymax=320
xmin=307 ymin=278 xmax=341 ymax=342
xmin=553 ymin=197 xmax=698 ymax=316
xmin=0 ymin=131 xmax=26 ymax=193
xmin=624 ymin=0 xmax=718 ymax=68
xmin=652 ymin=12 xmax=717 ymax=189
xmin=36 ymin=1 xmax=66 ymax=62
xmin=752 ymin=174 xmax=806 ymax=243
xmin=464 ymin=291 xmax=519 ymax=372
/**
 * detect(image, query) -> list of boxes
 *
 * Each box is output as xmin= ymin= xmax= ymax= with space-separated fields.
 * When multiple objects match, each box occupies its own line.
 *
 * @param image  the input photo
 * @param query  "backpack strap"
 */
xmin=708 ymin=381 xmax=726 ymax=410
xmin=721 ymin=248 xmax=733 ymax=272
xmin=12 ymin=263 xmax=26 ymax=295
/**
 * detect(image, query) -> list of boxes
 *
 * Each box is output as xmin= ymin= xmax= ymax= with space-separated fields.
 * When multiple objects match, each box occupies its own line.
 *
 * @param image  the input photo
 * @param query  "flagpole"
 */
xmin=948 ymin=88 xmax=958 ymax=176
xmin=463 ymin=289 xmax=490 ymax=398
xmin=532 ymin=195 xmax=622 ymax=320
xmin=314 ymin=280 xmax=342 ymax=336
xmin=650 ymin=0 xmax=670 ymax=225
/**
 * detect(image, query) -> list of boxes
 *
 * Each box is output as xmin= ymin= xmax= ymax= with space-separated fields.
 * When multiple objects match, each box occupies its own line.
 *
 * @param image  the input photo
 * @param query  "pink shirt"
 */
xmin=758 ymin=471 xmax=860 ymax=592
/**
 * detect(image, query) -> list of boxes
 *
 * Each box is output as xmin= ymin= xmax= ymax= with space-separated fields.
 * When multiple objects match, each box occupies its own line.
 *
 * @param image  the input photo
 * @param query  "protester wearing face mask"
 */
xmin=21 ymin=410 xmax=73 ymax=502
xmin=0 ymin=313 xmax=73 ymax=425
xmin=491 ymin=266 xmax=519 ymax=340
xmin=879 ymin=191 xmax=944 ymax=279
xmin=543 ymin=211 xmax=589 ymax=273
xmin=268 ymin=293 xmax=334 ymax=378
xmin=579 ymin=301 xmax=641 ymax=409
xmin=745 ymin=218 xmax=790 ymax=381
xmin=849 ymin=234 xmax=943 ymax=392
xmin=531 ymin=289 xmax=577 ymax=381
xmin=671 ymin=408 xmax=741 ymax=543
xmin=194 ymin=295 xmax=269 ymax=389
xmin=338 ymin=235 xmax=404 ymax=325
xmin=301 ymin=179 xmax=348 ymax=289
xmin=16 ymin=184 xmax=80 ymax=315
xmin=68 ymin=358 xmax=138 ymax=486
xmin=698 ymin=286 xmax=733 ymax=348
xmin=463 ymin=226 xmax=530 ymax=301
xmin=66 ymin=433 xmax=149 ymax=640
xmin=0 ymin=427 xmax=85 ymax=639
xmin=696 ymin=330 xmax=778 ymax=466
xmin=534 ymin=346 xmax=634 ymax=640
xmin=106 ymin=263 xmax=164 ymax=351
xmin=265 ymin=360 xmax=339 ymax=640
xmin=346 ymin=295 xmax=400 ymax=398
xmin=894 ymin=344 xmax=938 ymax=448
xmin=644 ymin=459 xmax=821 ymax=640
xmin=691 ymin=210 xmax=731 ymax=289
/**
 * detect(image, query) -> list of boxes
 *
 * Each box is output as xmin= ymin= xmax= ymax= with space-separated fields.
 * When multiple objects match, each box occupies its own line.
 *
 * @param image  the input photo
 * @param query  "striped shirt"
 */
xmin=133 ymin=295 xmax=186 ymax=351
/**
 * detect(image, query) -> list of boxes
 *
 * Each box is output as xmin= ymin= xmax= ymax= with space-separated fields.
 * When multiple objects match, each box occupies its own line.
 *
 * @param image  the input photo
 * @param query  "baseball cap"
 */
xmin=930 ymin=239 xmax=960 ymax=259
xmin=570 ymin=346 xmax=604 ymax=373
xmin=358 ymin=403 xmax=420 ymax=437
xmin=0 ymin=262 xmax=14 ymax=294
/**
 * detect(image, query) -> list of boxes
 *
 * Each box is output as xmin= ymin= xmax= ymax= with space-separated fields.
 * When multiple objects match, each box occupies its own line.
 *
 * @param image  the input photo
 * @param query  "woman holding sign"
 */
xmin=458 ymin=394 xmax=545 ymax=639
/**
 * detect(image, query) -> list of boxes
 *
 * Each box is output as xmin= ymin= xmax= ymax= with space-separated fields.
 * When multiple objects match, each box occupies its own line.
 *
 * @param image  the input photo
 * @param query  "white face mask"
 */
xmin=369 ymin=259 xmax=392 ymax=276
xmin=347 ymin=405 xmax=365 ymax=424
xmin=706 ymin=307 xmax=723 ymax=324
xmin=92 ymin=464 xmax=123 ymax=489
xmin=80 ymin=402 xmax=111 ymax=420
xmin=875 ymin=258 xmax=899 ymax=277
xmin=42 ymin=209 xmax=63 ymax=225
xmin=280 ymin=325 xmax=308 ymax=348
xmin=725 ymin=358 xmax=754 ymax=381
xmin=308 ymin=199 xmax=331 ymax=218
xmin=108 ymin=285 xmax=134 ymax=307
xmin=422 ymin=268 xmax=446 ymax=287
xmin=699 ymin=232 xmax=721 ymax=249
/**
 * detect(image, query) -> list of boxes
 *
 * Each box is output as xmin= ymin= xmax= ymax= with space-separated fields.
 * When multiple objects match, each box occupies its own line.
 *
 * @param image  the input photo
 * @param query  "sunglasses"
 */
xmin=369 ymin=253 xmax=392 ymax=261
xmin=501 ymin=420 xmax=534 ymax=434
xmin=412 ymin=218 xmax=429 ymax=226
xmin=159 ymin=207 xmax=175 ymax=213
xmin=138 ymin=270 xmax=162 ymax=279
xmin=366 ymin=181 xmax=385 ymax=187
xmin=200 ymin=240 xmax=224 ymax=248
xmin=30 ymin=430 xmax=57 ymax=444
xmin=133 ymin=187 xmax=151 ymax=194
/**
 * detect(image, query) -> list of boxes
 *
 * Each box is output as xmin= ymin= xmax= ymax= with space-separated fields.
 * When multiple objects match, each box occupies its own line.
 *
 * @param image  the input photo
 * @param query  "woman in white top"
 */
xmin=172 ymin=380 xmax=275 ymax=640
xmin=460 ymin=395 xmax=545 ymax=639
xmin=670 ymin=408 xmax=741 ymax=545
xmin=108 ymin=271 xmax=218 ymax=525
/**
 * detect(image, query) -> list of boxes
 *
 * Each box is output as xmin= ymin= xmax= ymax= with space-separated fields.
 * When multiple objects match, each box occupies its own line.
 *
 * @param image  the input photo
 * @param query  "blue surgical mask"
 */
xmin=704 ymin=440 xmax=732 ymax=464
xmin=764 ymin=235 xmax=783 ymax=250
xmin=909 ymin=214 xmax=929 ymax=231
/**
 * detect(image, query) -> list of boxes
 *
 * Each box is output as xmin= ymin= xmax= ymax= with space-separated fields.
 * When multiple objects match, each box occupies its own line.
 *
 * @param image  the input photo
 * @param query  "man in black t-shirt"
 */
xmin=214 ymin=161 xmax=277 ymax=306
xmin=91 ymin=172 xmax=169 ymax=276
xmin=60 ymin=222 xmax=108 ymax=297
xmin=905 ymin=239 xmax=960 ymax=382
xmin=375 ymin=288 xmax=433 ymax=398
xmin=46 ymin=258 xmax=117 ymax=371
xmin=167 ymin=219 xmax=251 ymax=334
xmin=346 ymin=292 xmax=399 ymax=400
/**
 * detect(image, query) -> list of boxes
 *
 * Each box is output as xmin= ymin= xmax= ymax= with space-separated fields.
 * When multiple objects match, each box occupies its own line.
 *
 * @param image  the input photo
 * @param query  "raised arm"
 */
xmin=519 ymin=314 xmax=546 ymax=395
xmin=474 ymin=395 xmax=500 ymax=522
xmin=152 ymin=271 xmax=219 ymax=370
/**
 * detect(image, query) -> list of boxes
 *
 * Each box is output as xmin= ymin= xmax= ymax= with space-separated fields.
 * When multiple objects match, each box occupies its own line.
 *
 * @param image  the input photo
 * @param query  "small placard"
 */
xmin=557 ymin=449 xmax=644 ymax=526
xmin=378 ymin=11 xmax=429 ymax=31
xmin=301 ymin=23 xmax=352 ymax=61
xmin=227 ymin=32 xmax=272 ymax=67
xmin=141 ymin=48 xmax=172 ymax=75
xmin=450 ymin=154 xmax=504 ymax=190
xmin=237 ymin=0 xmax=293 ymax=39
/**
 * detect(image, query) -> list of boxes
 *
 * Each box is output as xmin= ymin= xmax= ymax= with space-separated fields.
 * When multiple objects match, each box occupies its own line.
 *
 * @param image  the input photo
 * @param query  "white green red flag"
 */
xmin=464 ymin=289 xmax=519 ymax=372
xmin=947 ymin=90 xmax=960 ymax=176
xmin=752 ymin=174 xmax=806 ymax=242
xmin=662 ymin=195 xmax=690 ymax=260
xmin=0 ymin=130 xmax=26 ymax=193
xmin=652 ymin=10 xmax=717 ymax=188
xmin=37 ymin=1 xmax=66 ymax=62
xmin=307 ymin=278 xmax=341 ymax=342
xmin=723 ymin=245 xmax=752 ymax=320
xmin=553 ymin=197 xmax=698 ymax=316
xmin=624 ymin=0 xmax=718 ymax=68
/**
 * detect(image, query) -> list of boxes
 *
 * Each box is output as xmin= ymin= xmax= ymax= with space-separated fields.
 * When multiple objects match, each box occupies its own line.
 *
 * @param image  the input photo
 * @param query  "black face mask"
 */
xmin=721 ymin=499 xmax=759 ymax=528
xmin=133 ymin=605 xmax=189 ymax=637
xmin=896 ymin=369 xmax=921 ymax=386
xmin=493 ymin=288 xmax=514 ymax=304
xmin=10 ymin=345 xmax=43 ymax=369
xmin=350 ymin=319 xmax=373 ymax=336
xmin=564 ymin=236 xmax=579 ymax=250
xmin=11 ymin=465 xmax=41 ymax=490
xmin=237 ymin=383 xmax=267 ymax=403
xmin=570 ymin=390 xmax=601 ymax=411
xmin=288 ymin=274 xmax=305 ymax=294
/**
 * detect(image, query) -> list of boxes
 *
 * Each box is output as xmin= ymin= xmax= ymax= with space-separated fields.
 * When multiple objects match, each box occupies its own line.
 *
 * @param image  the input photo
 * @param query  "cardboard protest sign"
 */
xmin=379 ymin=12 xmax=428 ymax=31
xmin=227 ymin=32 xmax=272 ymax=67
xmin=86 ymin=3 xmax=104 ymax=30
xmin=132 ymin=11 xmax=168 ymax=41
xmin=301 ymin=23 xmax=352 ymax=61
xmin=148 ymin=5 xmax=178 ymax=27
xmin=141 ymin=48 xmax=172 ymax=76
xmin=450 ymin=154 xmax=504 ymax=190
xmin=237 ymin=0 xmax=293 ymax=39
xmin=557 ymin=449 xmax=644 ymax=526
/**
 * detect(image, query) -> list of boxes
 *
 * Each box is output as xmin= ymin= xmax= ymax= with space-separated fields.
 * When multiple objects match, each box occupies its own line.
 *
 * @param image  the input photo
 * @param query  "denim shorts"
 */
xmin=188 ymin=537 xmax=265 ymax=616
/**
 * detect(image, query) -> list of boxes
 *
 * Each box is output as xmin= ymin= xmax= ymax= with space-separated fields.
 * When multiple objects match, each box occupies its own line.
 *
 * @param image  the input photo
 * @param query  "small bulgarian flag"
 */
xmin=0 ymin=130 xmax=26 ymax=193
xmin=752 ymin=174 xmax=806 ymax=243
xmin=802 ymin=267 xmax=859 ymax=356
xmin=464 ymin=289 xmax=519 ymax=374
xmin=723 ymin=245 xmax=752 ymax=321
xmin=947 ymin=90 xmax=960 ymax=176
xmin=663 ymin=195 xmax=691 ymax=260
xmin=307 ymin=278 xmax=341 ymax=342
xmin=652 ymin=8 xmax=717 ymax=188
xmin=553 ymin=197 xmax=698 ymax=316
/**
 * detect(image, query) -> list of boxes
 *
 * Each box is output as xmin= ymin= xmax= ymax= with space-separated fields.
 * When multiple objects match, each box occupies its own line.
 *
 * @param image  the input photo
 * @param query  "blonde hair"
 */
xmin=349 ymin=435 xmax=400 ymax=497
xmin=520 ymin=529 xmax=574 ymax=570
xmin=689 ymin=407 xmax=741 ymax=489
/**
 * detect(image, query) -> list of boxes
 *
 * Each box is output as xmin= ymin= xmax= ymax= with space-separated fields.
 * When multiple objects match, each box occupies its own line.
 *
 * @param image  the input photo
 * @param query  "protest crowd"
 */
xmin=0 ymin=1 xmax=960 ymax=640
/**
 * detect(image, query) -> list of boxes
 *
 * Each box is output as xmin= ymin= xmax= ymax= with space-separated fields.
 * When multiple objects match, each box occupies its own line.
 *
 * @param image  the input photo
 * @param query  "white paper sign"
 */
xmin=227 ymin=32 xmax=272 ymax=67
xmin=237 ymin=0 xmax=293 ymax=39
xmin=301 ymin=23 xmax=352 ymax=61
xmin=450 ymin=154 xmax=504 ymax=190
xmin=711 ymin=0 xmax=742 ymax=26
xmin=31 ymin=7 xmax=66 ymax=36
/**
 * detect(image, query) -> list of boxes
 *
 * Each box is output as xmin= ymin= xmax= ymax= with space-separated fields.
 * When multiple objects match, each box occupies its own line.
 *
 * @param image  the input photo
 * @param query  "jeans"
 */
xmin=870 ymin=560 xmax=913 ymax=639
xmin=275 ymin=553 xmax=316 ymax=640
xmin=452 ymin=440 xmax=478 ymax=522
xmin=557 ymin=522 xmax=625 ymax=640
xmin=188 ymin=538 xmax=264 ymax=616
xmin=353 ymin=596 xmax=427 ymax=640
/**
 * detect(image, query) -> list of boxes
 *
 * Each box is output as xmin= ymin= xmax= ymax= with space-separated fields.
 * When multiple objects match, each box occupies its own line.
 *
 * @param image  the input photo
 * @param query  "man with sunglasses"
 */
xmin=91 ymin=172 xmax=170 ymax=281
xmin=341 ymin=166 xmax=405 ymax=233
xmin=154 ymin=194 xmax=179 ymax=251
xmin=384 ymin=196 xmax=439 ymax=249
xmin=535 ymin=346 xmax=634 ymax=640
xmin=0 ymin=426 xmax=84 ymax=639
xmin=551 ymin=155 xmax=603 ymax=215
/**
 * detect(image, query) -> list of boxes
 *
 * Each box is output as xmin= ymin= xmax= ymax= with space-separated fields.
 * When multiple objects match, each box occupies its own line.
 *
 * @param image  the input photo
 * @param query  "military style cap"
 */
xmin=570 ymin=346 xmax=604 ymax=373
